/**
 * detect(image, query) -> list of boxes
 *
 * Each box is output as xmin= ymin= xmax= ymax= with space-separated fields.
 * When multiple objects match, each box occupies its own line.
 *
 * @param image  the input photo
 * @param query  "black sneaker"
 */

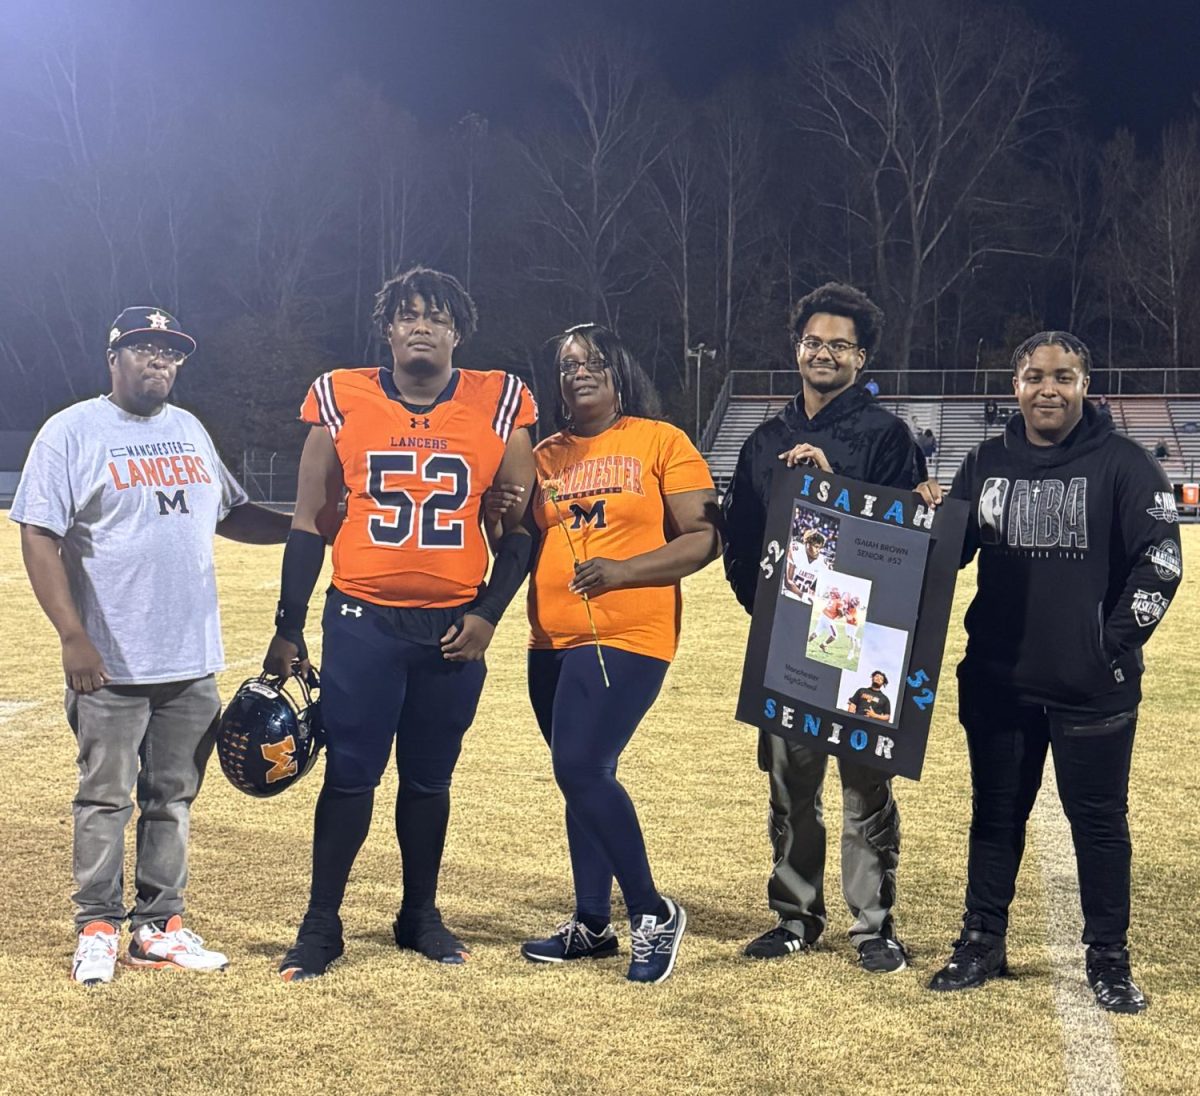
xmin=521 ymin=918 xmax=619 ymax=963
xmin=928 ymin=929 xmax=1007 ymax=992
xmin=626 ymin=897 xmax=687 ymax=984
xmin=279 ymin=910 xmax=344 ymax=983
xmin=858 ymin=936 xmax=908 ymax=973
xmin=393 ymin=906 xmax=469 ymax=965
xmin=1086 ymin=946 xmax=1148 ymax=1014
xmin=743 ymin=925 xmax=809 ymax=960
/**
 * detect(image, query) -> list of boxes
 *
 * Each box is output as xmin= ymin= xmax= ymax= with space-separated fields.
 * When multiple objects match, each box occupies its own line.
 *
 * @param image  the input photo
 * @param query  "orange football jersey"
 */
xmin=528 ymin=417 xmax=714 ymax=663
xmin=302 ymin=367 xmax=536 ymax=607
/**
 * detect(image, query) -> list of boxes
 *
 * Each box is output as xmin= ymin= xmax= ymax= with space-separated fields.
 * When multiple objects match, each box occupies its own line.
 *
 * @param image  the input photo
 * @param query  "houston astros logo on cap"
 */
xmin=107 ymin=306 xmax=197 ymax=356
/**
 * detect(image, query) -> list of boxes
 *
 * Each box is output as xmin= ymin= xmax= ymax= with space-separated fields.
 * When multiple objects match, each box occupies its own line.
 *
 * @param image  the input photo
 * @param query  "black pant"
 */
xmin=527 ymin=646 xmax=668 ymax=921
xmin=959 ymin=682 xmax=1137 ymax=947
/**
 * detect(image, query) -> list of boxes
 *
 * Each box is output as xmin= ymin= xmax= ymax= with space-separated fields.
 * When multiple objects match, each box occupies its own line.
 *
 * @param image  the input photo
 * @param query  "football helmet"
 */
xmin=216 ymin=668 xmax=323 ymax=797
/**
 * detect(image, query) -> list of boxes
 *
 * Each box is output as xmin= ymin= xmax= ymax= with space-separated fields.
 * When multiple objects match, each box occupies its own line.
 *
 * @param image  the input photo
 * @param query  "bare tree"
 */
xmin=782 ymin=0 xmax=1070 ymax=372
xmin=645 ymin=116 xmax=705 ymax=390
xmin=519 ymin=36 xmax=665 ymax=325
xmin=707 ymin=84 xmax=766 ymax=367
xmin=1108 ymin=120 xmax=1200 ymax=373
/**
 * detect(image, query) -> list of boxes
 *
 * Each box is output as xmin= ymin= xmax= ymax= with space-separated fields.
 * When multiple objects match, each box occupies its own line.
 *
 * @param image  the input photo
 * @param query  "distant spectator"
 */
xmin=984 ymin=398 xmax=998 ymax=426
xmin=1182 ymin=421 xmax=1198 ymax=435
xmin=864 ymin=376 xmax=880 ymax=397
xmin=1153 ymin=438 xmax=1170 ymax=460
xmin=919 ymin=429 xmax=938 ymax=459
xmin=1096 ymin=395 xmax=1113 ymax=422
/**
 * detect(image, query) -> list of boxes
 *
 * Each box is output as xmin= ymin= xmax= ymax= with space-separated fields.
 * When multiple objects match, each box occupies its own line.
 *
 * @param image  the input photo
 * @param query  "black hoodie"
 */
xmin=723 ymin=385 xmax=927 ymax=612
xmin=952 ymin=401 xmax=1182 ymax=714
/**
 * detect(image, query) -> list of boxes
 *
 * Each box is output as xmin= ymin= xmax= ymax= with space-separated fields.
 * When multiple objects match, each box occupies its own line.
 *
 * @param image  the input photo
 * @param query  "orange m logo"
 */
xmin=260 ymin=736 xmax=299 ymax=784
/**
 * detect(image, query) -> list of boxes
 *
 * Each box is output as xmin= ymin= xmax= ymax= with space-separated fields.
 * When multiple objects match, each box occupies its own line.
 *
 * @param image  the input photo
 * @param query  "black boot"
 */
xmin=928 ymin=929 xmax=1007 ymax=992
xmin=1086 ymin=945 xmax=1147 ymax=1014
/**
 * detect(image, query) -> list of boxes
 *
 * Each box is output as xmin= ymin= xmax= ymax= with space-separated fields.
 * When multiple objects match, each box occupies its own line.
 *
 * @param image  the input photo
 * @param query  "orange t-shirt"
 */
xmin=823 ymin=596 xmax=844 ymax=621
xmin=528 ymin=417 xmax=714 ymax=663
xmin=302 ymin=367 xmax=537 ymax=608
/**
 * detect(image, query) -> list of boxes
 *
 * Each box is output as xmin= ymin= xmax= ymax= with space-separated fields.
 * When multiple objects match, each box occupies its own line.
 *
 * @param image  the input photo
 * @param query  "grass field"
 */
xmin=0 ymin=518 xmax=1196 ymax=1095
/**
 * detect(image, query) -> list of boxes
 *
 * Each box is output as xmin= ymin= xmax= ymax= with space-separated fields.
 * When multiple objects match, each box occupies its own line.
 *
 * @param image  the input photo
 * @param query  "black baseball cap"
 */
xmin=108 ymin=306 xmax=196 ymax=356
xmin=871 ymin=670 xmax=888 ymax=684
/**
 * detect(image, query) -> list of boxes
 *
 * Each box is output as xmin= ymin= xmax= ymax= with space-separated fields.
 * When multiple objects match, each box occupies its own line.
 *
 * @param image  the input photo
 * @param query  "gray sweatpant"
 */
xmin=758 ymin=729 xmax=900 ymax=946
xmin=65 ymin=677 xmax=219 ymax=931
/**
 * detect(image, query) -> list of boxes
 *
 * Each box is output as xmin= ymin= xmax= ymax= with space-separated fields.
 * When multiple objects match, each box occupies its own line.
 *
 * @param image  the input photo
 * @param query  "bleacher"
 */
xmin=704 ymin=396 xmax=790 ymax=492
xmin=704 ymin=393 xmax=1199 ymax=495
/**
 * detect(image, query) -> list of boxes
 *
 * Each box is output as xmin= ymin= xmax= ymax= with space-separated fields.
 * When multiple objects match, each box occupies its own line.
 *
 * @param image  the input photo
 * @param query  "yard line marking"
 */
xmin=1032 ymin=760 xmax=1124 ymax=1096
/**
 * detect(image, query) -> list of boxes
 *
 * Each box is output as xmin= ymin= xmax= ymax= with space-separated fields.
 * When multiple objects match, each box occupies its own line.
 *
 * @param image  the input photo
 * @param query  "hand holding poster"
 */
xmin=735 ymin=469 xmax=968 ymax=779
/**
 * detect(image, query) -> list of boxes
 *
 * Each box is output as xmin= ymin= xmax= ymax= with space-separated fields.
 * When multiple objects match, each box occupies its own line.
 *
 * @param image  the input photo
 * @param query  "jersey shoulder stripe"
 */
xmin=491 ymin=371 xmax=537 ymax=442
xmin=312 ymin=371 xmax=345 ymax=435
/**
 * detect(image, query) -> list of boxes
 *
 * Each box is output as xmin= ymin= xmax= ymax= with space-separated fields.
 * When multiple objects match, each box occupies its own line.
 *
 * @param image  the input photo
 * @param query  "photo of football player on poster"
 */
xmin=781 ymin=504 xmax=839 ymax=604
xmin=806 ymin=573 xmax=872 ymax=671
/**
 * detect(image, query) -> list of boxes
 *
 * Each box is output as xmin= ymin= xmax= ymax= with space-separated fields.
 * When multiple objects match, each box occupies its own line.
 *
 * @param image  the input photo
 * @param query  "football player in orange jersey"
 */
xmin=495 ymin=324 xmax=721 ymax=984
xmin=262 ymin=267 xmax=538 ymax=981
xmin=817 ymin=588 xmax=844 ymax=653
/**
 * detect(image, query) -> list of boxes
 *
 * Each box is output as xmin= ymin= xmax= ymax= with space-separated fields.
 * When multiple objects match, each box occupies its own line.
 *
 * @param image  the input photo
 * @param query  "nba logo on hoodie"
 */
xmin=978 ymin=478 xmax=1010 ymax=545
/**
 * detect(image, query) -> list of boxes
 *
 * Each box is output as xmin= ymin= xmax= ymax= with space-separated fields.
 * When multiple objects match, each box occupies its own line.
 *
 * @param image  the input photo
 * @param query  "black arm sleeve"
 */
xmin=274 ymin=529 xmax=326 ymax=644
xmin=722 ymin=434 xmax=767 ymax=615
xmin=1102 ymin=451 xmax=1183 ymax=659
xmin=466 ymin=530 xmax=534 ymax=626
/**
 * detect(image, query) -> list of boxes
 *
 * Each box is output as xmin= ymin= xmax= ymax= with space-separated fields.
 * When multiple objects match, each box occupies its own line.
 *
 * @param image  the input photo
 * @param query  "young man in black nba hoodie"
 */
xmin=922 ymin=331 xmax=1182 ymax=1014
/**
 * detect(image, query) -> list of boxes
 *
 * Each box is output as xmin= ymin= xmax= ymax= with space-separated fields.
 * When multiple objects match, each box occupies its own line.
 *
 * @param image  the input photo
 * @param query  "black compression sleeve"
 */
xmin=467 ymin=530 xmax=534 ymax=626
xmin=274 ymin=529 xmax=326 ymax=642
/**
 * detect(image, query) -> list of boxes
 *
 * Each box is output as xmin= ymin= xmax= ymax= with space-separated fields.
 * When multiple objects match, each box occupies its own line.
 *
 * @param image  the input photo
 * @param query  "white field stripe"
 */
xmin=0 ymin=699 xmax=42 ymax=736
xmin=1031 ymin=759 xmax=1124 ymax=1096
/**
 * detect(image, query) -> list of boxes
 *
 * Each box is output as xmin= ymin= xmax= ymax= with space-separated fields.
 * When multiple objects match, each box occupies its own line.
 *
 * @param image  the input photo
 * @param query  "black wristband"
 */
xmin=469 ymin=530 xmax=534 ymax=626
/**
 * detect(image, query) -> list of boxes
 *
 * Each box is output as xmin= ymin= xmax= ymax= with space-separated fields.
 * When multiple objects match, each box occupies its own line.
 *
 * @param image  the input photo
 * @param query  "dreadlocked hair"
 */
xmin=371 ymin=266 xmax=478 ymax=345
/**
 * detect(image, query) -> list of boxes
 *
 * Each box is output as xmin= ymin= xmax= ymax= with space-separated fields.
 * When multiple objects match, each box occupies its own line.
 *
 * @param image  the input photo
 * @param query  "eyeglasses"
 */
xmin=123 ymin=342 xmax=188 ymax=366
xmin=796 ymin=336 xmax=860 ymax=358
xmin=558 ymin=357 xmax=609 ymax=376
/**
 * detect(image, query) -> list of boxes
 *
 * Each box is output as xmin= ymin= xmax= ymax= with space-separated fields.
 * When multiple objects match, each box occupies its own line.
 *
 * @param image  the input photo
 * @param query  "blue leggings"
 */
xmin=528 ymin=646 xmax=669 ymax=922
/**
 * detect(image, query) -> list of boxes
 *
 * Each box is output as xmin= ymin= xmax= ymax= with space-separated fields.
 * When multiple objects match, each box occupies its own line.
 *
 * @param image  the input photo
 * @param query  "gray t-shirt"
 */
xmin=11 ymin=396 xmax=248 ymax=684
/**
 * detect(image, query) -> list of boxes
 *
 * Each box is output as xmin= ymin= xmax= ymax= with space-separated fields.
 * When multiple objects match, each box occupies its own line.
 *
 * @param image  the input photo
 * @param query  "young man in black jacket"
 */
xmin=722 ymin=282 xmax=926 ymax=974
xmin=921 ymin=331 xmax=1181 ymax=1013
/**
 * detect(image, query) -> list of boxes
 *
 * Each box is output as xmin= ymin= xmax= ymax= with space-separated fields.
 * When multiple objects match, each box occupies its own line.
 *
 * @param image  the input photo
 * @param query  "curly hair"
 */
xmin=788 ymin=282 xmax=885 ymax=357
xmin=1010 ymin=330 xmax=1092 ymax=375
xmin=548 ymin=323 xmax=662 ymax=430
xmin=371 ymin=266 xmax=478 ymax=345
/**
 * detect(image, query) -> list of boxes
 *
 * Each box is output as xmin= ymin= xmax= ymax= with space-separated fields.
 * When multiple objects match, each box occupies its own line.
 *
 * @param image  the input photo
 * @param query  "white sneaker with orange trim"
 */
xmin=125 ymin=915 xmax=228 ymax=971
xmin=72 ymin=921 xmax=119 ymax=986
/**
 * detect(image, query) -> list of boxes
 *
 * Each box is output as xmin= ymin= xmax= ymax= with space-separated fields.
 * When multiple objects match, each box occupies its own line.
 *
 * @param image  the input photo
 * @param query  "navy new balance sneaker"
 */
xmin=627 ymin=897 xmax=686 ymax=984
xmin=521 ymin=918 xmax=619 ymax=963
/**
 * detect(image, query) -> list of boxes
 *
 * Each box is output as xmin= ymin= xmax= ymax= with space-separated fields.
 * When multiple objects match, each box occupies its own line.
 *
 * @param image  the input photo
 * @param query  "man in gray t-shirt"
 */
xmin=11 ymin=306 xmax=290 ymax=986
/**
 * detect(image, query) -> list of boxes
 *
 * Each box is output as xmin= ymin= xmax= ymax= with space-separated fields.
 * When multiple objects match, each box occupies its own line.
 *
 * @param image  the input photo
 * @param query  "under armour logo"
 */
xmin=410 ymin=416 xmax=430 ymax=429
xmin=340 ymin=604 xmax=363 ymax=617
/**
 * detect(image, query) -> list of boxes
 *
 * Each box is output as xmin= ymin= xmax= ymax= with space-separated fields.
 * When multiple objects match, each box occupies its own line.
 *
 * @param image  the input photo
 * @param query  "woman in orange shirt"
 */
xmin=517 ymin=324 xmax=721 ymax=984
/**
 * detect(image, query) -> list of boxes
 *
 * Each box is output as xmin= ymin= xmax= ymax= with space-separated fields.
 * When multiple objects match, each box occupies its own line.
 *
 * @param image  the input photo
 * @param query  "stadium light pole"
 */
xmin=687 ymin=342 xmax=717 ymax=443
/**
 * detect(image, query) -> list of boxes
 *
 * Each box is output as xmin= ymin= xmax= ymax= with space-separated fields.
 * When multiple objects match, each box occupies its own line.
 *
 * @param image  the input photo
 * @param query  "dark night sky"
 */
xmin=6 ymin=0 xmax=1200 ymax=137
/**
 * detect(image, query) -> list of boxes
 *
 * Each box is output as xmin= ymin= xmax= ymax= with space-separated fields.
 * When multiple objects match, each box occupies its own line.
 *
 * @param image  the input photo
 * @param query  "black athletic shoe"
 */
xmin=521 ymin=918 xmax=619 ymax=963
xmin=743 ymin=925 xmax=809 ymax=960
xmin=928 ymin=929 xmax=1007 ymax=992
xmin=857 ymin=936 xmax=909 ymax=973
xmin=393 ymin=906 xmax=469 ymax=964
xmin=279 ymin=911 xmax=344 ymax=983
xmin=1086 ymin=946 xmax=1148 ymax=1014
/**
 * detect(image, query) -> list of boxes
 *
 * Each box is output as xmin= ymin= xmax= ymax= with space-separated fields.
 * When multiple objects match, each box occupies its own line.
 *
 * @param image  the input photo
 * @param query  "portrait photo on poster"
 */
xmin=739 ymin=469 xmax=968 ymax=780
